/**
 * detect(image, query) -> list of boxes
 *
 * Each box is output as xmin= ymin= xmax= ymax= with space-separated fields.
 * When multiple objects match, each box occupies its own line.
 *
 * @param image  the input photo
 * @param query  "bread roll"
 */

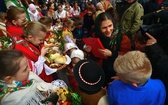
xmin=54 ymin=56 xmax=66 ymax=64
xmin=44 ymin=41 xmax=56 ymax=47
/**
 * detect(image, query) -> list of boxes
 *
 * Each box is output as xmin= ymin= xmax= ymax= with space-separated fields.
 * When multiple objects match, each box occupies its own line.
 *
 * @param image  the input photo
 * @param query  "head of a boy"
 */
xmin=114 ymin=51 xmax=152 ymax=86
xmin=74 ymin=59 xmax=105 ymax=94
xmin=0 ymin=50 xmax=30 ymax=84
xmin=73 ymin=16 xmax=83 ymax=29
xmin=23 ymin=22 xmax=47 ymax=46
xmin=39 ymin=16 xmax=53 ymax=31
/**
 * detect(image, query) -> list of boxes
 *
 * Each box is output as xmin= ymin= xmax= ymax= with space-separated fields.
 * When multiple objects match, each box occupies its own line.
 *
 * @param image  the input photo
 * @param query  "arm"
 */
xmin=145 ymin=33 xmax=168 ymax=80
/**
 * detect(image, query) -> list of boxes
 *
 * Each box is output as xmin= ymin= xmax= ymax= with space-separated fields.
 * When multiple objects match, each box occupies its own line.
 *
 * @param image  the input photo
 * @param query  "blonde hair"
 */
xmin=23 ymin=22 xmax=46 ymax=38
xmin=114 ymin=51 xmax=152 ymax=84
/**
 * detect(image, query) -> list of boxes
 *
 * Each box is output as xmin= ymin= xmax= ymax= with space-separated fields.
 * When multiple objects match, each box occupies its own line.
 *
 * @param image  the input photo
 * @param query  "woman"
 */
xmin=88 ymin=12 xmax=132 ymax=86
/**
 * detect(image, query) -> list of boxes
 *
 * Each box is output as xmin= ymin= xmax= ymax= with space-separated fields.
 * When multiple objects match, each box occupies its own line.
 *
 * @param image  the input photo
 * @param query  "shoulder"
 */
xmin=108 ymin=80 xmax=124 ymax=89
xmin=134 ymin=2 xmax=143 ymax=9
xmin=147 ymin=78 xmax=165 ymax=89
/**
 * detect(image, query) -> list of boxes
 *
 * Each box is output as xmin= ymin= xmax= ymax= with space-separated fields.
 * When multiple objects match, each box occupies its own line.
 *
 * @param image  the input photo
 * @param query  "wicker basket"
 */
xmin=0 ymin=29 xmax=15 ymax=50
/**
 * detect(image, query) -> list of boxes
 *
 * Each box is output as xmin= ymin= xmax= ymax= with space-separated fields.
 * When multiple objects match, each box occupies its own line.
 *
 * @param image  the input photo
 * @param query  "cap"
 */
xmin=64 ymin=42 xmax=78 ymax=53
xmin=70 ymin=49 xmax=84 ymax=60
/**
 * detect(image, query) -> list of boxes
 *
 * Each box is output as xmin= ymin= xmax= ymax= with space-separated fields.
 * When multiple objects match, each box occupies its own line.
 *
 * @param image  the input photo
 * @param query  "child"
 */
xmin=6 ymin=6 xmax=27 ymax=41
xmin=72 ymin=16 xmax=85 ymax=49
xmin=70 ymin=49 xmax=85 ymax=67
xmin=41 ymin=4 xmax=47 ymax=16
xmin=72 ymin=1 xmax=81 ymax=16
xmin=67 ymin=49 xmax=84 ymax=91
xmin=14 ymin=22 xmax=58 ymax=82
xmin=38 ymin=16 xmax=53 ymax=39
xmin=55 ymin=42 xmax=78 ymax=86
xmin=47 ymin=2 xmax=55 ymax=19
xmin=83 ymin=6 xmax=95 ymax=37
xmin=62 ymin=19 xmax=76 ymax=43
xmin=64 ymin=4 xmax=74 ymax=18
xmin=27 ymin=3 xmax=41 ymax=22
xmin=64 ymin=42 xmax=78 ymax=56
xmin=73 ymin=59 xmax=109 ymax=105
xmin=108 ymin=51 xmax=166 ymax=105
xmin=64 ymin=19 xmax=76 ymax=32
xmin=0 ymin=50 xmax=57 ymax=105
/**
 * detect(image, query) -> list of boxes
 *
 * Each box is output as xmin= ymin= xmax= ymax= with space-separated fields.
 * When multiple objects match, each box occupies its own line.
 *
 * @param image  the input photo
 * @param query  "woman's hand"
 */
xmin=99 ymin=49 xmax=112 ymax=57
xmin=41 ymin=47 xmax=49 ymax=57
xmin=146 ymin=33 xmax=157 ymax=46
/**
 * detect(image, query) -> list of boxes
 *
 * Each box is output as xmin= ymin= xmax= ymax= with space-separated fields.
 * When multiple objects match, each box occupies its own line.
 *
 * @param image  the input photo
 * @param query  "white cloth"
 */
xmin=72 ymin=7 xmax=81 ymax=16
xmin=5 ymin=0 xmax=16 ymax=9
xmin=54 ymin=10 xmax=67 ymax=19
xmin=29 ymin=56 xmax=57 ymax=76
xmin=1 ymin=72 xmax=54 ymax=105
xmin=27 ymin=8 xmax=40 ymax=22
xmin=97 ymin=95 xmax=109 ymax=105
xmin=0 ymin=22 xmax=6 ymax=35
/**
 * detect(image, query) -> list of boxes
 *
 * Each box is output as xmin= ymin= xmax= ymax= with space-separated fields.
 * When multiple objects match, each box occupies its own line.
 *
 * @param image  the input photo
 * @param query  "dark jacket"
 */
xmin=145 ymin=43 xmax=168 ymax=104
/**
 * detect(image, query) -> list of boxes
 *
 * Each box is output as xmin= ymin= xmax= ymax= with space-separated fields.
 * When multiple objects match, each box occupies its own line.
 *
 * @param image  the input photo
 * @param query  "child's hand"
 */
xmin=99 ymin=49 xmax=112 ymax=57
xmin=41 ymin=47 xmax=49 ymax=56
xmin=146 ymin=33 xmax=157 ymax=46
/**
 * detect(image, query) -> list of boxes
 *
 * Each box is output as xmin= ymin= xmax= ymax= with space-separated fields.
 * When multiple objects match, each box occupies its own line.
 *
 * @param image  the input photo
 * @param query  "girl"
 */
xmin=0 ymin=50 xmax=55 ymax=105
xmin=27 ymin=3 xmax=41 ymax=22
xmin=72 ymin=1 xmax=81 ymax=16
xmin=14 ymin=22 xmax=58 ymax=82
xmin=67 ymin=49 xmax=84 ymax=92
xmin=6 ymin=6 xmax=27 ymax=41
xmin=87 ymin=12 xmax=132 ymax=86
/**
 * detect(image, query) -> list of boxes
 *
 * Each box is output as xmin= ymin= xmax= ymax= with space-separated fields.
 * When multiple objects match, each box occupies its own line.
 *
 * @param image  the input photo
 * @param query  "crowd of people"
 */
xmin=0 ymin=0 xmax=168 ymax=104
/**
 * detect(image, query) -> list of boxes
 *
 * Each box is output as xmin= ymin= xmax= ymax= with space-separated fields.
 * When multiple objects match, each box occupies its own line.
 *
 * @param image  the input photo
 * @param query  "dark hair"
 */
xmin=0 ymin=50 xmax=24 ymax=80
xmin=47 ymin=2 xmax=54 ymax=10
xmin=97 ymin=12 xmax=113 ymax=26
xmin=6 ymin=6 xmax=25 ymax=23
xmin=39 ymin=16 xmax=53 ymax=27
xmin=72 ymin=15 xmax=83 ymax=26
xmin=96 ymin=12 xmax=113 ymax=27
xmin=86 ymin=5 xmax=95 ymax=13
xmin=93 ymin=12 xmax=114 ymax=38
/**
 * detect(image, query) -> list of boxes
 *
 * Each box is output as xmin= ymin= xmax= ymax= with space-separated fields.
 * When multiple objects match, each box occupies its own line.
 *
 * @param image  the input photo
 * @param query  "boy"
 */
xmin=108 ymin=51 xmax=166 ymax=105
